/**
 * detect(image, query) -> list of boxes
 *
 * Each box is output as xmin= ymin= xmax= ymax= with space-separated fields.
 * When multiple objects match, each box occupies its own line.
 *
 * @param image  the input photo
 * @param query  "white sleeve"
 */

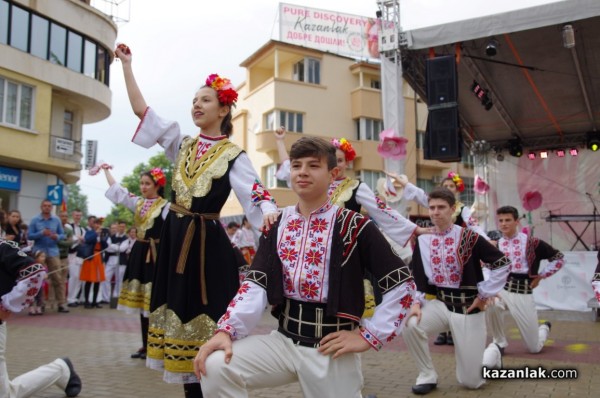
xmin=461 ymin=206 xmax=490 ymax=240
xmin=360 ymin=281 xmax=416 ymax=350
xmin=478 ymin=262 xmax=510 ymax=298
xmin=105 ymin=183 xmax=141 ymax=212
xmin=216 ymin=280 xmax=268 ymax=340
xmin=131 ymin=107 xmax=187 ymax=162
xmin=106 ymin=238 xmax=118 ymax=253
xmin=403 ymin=182 xmax=429 ymax=208
xmin=275 ymin=159 xmax=292 ymax=188
xmin=356 ymin=183 xmax=417 ymax=247
xmin=230 ymin=153 xmax=278 ymax=230
xmin=1 ymin=269 xmax=46 ymax=313
xmin=161 ymin=202 xmax=171 ymax=220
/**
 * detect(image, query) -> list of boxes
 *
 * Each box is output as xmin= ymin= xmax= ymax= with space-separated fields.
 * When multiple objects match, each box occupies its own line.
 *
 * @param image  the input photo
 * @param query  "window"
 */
xmin=264 ymin=110 xmax=304 ymax=133
xmin=0 ymin=76 xmax=34 ymax=129
xmin=360 ymin=170 xmax=385 ymax=193
xmin=83 ymin=39 xmax=96 ymax=78
xmin=30 ymin=14 xmax=49 ymax=59
xmin=460 ymin=177 xmax=474 ymax=205
xmin=370 ymin=79 xmax=381 ymax=89
xmin=67 ymin=31 xmax=83 ymax=72
xmin=0 ymin=1 xmax=111 ymax=85
xmin=49 ymin=23 xmax=66 ymax=65
xmin=10 ymin=5 xmax=29 ymax=52
xmin=1 ymin=0 xmax=9 ymax=44
xmin=264 ymin=164 xmax=288 ymax=189
xmin=63 ymin=110 xmax=74 ymax=139
xmin=416 ymin=130 xmax=425 ymax=149
xmin=416 ymin=178 xmax=435 ymax=196
xmin=356 ymin=118 xmax=383 ymax=141
xmin=293 ymin=57 xmax=320 ymax=84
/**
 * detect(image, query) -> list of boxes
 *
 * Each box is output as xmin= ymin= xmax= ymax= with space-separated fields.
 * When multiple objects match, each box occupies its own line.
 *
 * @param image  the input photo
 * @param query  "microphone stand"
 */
xmin=587 ymin=193 xmax=598 ymax=251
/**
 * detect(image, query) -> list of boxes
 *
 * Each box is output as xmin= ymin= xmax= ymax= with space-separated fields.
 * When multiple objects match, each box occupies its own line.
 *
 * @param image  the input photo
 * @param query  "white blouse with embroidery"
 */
xmin=499 ymin=232 xmax=563 ymax=277
xmin=105 ymin=183 xmax=170 ymax=220
xmin=215 ymin=202 xmax=415 ymax=350
xmin=131 ymin=107 xmax=277 ymax=229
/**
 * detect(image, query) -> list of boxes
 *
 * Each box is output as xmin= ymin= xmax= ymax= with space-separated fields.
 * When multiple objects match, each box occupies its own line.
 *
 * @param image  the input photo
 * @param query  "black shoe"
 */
xmin=61 ymin=357 xmax=82 ymax=397
xmin=544 ymin=321 xmax=552 ymax=331
xmin=92 ymin=303 xmax=102 ymax=309
xmin=433 ymin=332 xmax=447 ymax=345
xmin=84 ymin=303 xmax=92 ymax=309
xmin=131 ymin=348 xmax=147 ymax=359
xmin=446 ymin=332 xmax=454 ymax=346
xmin=67 ymin=302 xmax=79 ymax=308
xmin=411 ymin=383 xmax=437 ymax=395
xmin=58 ymin=306 xmax=70 ymax=313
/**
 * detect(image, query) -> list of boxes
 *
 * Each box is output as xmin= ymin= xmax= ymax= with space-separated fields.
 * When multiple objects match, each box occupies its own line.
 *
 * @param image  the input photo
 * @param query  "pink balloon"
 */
xmin=377 ymin=129 xmax=408 ymax=160
xmin=522 ymin=191 xmax=543 ymax=211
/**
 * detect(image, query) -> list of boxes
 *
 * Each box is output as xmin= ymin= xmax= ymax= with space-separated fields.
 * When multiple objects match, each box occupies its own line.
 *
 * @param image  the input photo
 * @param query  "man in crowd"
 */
xmin=66 ymin=209 xmax=86 ymax=307
xmin=101 ymin=221 xmax=129 ymax=305
xmin=28 ymin=200 xmax=68 ymax=313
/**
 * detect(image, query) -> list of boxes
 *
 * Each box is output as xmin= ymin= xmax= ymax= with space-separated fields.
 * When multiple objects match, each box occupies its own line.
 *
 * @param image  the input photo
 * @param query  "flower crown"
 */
xmin=205 ymin=73 xmax=238 ymax=106
xmin=331 ymin=138 xmax=356 ymax=162
xmin=149 ymin=168 xmax=166 ymax=187
xmin=447 ymin=171 xmax=465 ymax=192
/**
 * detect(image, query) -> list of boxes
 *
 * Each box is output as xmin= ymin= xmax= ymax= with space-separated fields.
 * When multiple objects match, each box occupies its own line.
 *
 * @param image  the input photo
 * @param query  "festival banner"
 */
xmin=279 ymin=2 xmax=382 ymax=60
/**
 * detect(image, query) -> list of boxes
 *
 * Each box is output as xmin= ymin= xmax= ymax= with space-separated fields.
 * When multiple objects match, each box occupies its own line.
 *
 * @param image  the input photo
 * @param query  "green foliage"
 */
xmin=66 ymin=184 xmax=88 ymax=218
xmin=105 ymin=152 xmax=173 ymax=227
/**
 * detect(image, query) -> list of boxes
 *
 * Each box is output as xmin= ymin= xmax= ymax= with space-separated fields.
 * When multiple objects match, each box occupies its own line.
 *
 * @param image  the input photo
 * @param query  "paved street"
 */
xmin=5 ymin=306 xmax=600 ymax=397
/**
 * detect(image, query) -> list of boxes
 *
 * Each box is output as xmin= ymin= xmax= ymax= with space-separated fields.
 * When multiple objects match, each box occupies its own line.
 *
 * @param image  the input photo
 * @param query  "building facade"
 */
xmin=0 ymin=0 xmax=116 ymax=221
xmin=223 ymin=40 xmax=474 ymax=220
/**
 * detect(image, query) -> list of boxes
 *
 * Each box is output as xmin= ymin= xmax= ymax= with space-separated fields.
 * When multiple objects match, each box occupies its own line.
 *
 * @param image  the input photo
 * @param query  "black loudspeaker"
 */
xmin=424 ymin=107 xmax=462 ymax=162
xmin=426 ymin=55 xmax=458 ymax=108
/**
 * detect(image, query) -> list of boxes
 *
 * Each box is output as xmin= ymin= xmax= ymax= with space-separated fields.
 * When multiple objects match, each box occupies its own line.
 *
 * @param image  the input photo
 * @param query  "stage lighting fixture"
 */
xmin=527 ymin=151 xmax=536 ymax=160
xmin=471 ymin=80 xmax=494 ymax=111
xmin=485 ymin=39 xmax=499 ymax=57
xmin=556 ymin=149 xmax=566 ymax=157
xmin=540 ymin=150 xmax=548 ymax=159
xmin=562 ymin=24 xmax=575 ymax=49
xmin=569 ymin=148 xmax=579 ymax=156
xmin=586 ymin=131 xmax=600 ymax=151
xmin=508 ymin=139 xmax=523 ymax=157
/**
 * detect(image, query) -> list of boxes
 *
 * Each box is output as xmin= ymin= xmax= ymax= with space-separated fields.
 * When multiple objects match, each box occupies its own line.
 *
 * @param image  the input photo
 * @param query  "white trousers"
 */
xmin=402 ymin=299 xmax=499 ymax=389
xmin=486 ymin=290 xmax=550 ymax=353
xmin=0 ymin=323 xmax=69 ymax=398
xmin=201 ymin=330 xmax=363 ymax=398
xmin=67 ymin=253 xmax=83 ymax=304
xmin=100 ymin=257 xmax=119 ymax=301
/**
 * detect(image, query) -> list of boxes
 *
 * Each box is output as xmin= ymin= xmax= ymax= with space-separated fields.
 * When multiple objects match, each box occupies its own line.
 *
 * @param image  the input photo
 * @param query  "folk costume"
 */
xmin=201 ymin=203 xmax=415 ymax=397
xmin=79 ymin=229 xmax=107 ymax=308
xmin=1 ymin=239 xmax=81 ymax=398
xmin=105 ymin=184 xmax=169 ymax=316
xmin=276 ymin=156 xmax=418 ymax=316
xmin=403 ymin=225 xmax=510 ymax=389
xmin=486 ymin=232 xmax=563 ymax=353
xmin=132 ymin=107 xmax=277 ymax=384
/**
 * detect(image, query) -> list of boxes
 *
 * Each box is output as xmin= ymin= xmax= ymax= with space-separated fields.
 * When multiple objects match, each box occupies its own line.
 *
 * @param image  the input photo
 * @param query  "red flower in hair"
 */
xmin=205 ymin=73 xmax=238 ymax=106
xmin=149 ymin=168 xmax=166 ymax=187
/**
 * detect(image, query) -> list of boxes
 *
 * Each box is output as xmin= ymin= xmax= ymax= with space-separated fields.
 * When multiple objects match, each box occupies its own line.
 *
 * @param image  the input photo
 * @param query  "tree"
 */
xmin=104 ymin=153 xmax=173 ymax=227
xmin=65 ymin=184 xmax=88 ymax=218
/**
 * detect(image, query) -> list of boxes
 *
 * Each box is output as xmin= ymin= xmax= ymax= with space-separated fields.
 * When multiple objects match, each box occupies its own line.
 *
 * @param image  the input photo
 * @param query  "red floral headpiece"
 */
xmin=447 ymin=171 xmax=465 ymax=192
xmin=205 ymin=73 xmax=238 ymax=106
xmin=331 ymin=138 xmax=356 ymax=162
xmin=149 ymin=168 xmax=166 ymax=187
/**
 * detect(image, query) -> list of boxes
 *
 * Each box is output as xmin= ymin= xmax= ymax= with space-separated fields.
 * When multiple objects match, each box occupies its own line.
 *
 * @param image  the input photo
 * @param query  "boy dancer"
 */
xmin=486 ymin=206 xmax=563 ymax=354
xmin=194 ymin=137 xmax=415 ymax=397
xmin=403 ymin=188 xmax=511 ymax=394
xmin=1 ymin=239 xmax=82 ymax=397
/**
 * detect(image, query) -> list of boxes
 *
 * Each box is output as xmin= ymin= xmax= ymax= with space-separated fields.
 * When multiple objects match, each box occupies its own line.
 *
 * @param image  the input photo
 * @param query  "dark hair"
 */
xmin=440 ymin=177 xmax=457 ymax=188
xmin=496 ymin=206 xmax=519 ymax=220
xmin=88 ymin=215 xmax=96 ymax=222
xmin=117 ymin=220 xmax=127 ymax=225
xmin=220 ymin=111 xmax=233 ymax=137
xmin=140 ymin=171 xmax=165 ymax=197
xmin=428 ymin=187 xmax=456 ymax=207
xmin=227 ymin=221 xmax=239 ymax=229
xmin=290 ymin=137 xmax=337 ymax=170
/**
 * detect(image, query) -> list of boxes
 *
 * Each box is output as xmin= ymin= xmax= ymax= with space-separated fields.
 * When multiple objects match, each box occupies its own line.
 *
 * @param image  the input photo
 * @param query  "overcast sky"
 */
xmin=81 ymin=0 xmax=552 ymax=215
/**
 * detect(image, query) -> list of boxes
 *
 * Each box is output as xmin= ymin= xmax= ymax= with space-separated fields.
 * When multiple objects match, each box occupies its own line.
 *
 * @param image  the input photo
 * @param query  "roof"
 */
xmin=399 ymin=0 xmax=600 ymax=151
